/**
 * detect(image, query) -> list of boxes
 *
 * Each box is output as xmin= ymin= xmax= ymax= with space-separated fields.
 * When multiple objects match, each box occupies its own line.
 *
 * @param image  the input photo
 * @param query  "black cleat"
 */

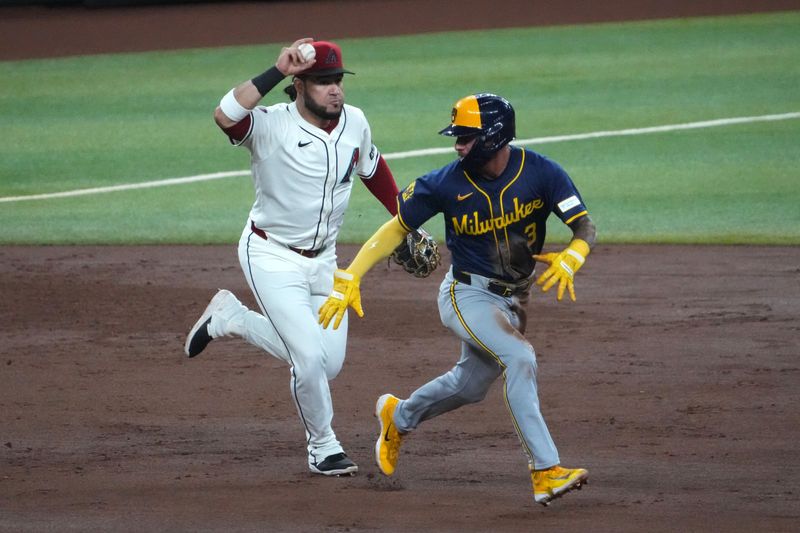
xmin=185 ymin=317 xmax=212 ymax=358
xmin=309 ymin=453 xmax=359 ymax=476
xmin=184 ymin=289 xmax=235 ymax=357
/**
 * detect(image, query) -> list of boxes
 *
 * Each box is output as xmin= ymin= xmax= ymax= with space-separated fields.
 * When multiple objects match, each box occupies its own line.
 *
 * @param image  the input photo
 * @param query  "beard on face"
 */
xmin=303 ymin=92 xmax=342 ymax=121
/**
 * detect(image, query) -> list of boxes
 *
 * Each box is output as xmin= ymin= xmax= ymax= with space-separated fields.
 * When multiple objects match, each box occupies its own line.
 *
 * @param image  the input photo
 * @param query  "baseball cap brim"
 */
xmin=301 ymin=67 xmax=355 ymax=77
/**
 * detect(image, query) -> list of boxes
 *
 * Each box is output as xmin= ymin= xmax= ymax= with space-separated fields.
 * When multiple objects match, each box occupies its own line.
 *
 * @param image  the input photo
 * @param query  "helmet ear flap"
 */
xmin=483 ymin=121 xmax=504 ymax=139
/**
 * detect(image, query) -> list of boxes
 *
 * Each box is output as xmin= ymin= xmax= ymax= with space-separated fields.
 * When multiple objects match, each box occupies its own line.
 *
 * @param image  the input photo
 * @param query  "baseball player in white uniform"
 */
xmin=184 ymin=38 xmax=401 ymax=476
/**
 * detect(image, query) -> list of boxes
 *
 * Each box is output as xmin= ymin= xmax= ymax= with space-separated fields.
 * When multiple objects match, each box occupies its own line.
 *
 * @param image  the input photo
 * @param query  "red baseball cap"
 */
xmin=301 ymin=41 xmax=355 ymax=77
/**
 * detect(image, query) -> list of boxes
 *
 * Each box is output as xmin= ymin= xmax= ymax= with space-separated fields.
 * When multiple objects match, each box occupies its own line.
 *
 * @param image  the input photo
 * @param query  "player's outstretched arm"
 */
xmin=318 ymin=217 xmax=409 ymax=329
xmin=214 ymin=37 xmax=316 ymax=129
xmin=533 ymin=215 xmax=596 ymax=302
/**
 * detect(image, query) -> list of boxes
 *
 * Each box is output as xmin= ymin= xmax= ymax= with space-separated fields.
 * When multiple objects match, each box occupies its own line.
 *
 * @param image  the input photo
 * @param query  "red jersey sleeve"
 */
xmin=361 ymin=156 xmax=399 ymax=216
xmin=221 ymin=114 xmax=253 ymax=143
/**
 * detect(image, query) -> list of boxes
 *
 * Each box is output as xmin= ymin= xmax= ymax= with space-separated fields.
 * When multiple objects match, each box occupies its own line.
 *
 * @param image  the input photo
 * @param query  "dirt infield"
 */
xmin=2 ymin=244 xmax=799 ymax=531
xmin=2 ymin=1 xmax=800 ymax=531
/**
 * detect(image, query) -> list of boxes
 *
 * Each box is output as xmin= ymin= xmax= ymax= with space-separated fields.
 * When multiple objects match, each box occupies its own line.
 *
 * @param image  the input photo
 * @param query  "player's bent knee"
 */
xmin=290 ymin=353 xmax=329 ymax=381
xmin=455 ymin=377 xmax=494 ymax=404
xmin=504 ymin=348 xmax=538 ymax=375
xmin=459 ymin=387 xmax=490 ymax=404
xmin=324 ymin=358 xmax=344 ymax=380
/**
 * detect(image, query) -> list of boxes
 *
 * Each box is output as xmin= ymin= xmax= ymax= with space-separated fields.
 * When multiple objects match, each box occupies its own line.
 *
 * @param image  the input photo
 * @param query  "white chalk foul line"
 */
xmin=0 ymin=170 xmax=250 ymax=203
xmin=386 ymin=111 xmax=800 ymax=159
xmin=2 ymin=111 xmax=798 ymax=204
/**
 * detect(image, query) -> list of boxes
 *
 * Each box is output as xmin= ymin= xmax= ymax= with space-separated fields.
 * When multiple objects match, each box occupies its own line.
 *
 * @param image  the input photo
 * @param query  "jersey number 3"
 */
xmin=524 ymin=223 xmax=537 ymax=246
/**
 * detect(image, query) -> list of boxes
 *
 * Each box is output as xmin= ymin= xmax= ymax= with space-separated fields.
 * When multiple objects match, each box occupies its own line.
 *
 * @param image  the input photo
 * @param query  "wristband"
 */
xmin=334 ymin=270 xmax=355 ymax=281
xmin=567 ymin=238 xmax=591 ymax=259
xmin=565 ymin=248 xmax=586 ymax=265
xmin=251 ymin=66 xmax=285 ymax=97
xmin=219 ymin=89 xmax=250 ymax=122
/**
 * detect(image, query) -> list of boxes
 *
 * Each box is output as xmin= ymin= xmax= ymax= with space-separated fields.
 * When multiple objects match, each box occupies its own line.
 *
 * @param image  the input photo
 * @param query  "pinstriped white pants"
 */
xmin=214 ymin=223 xmax=350 ymax=466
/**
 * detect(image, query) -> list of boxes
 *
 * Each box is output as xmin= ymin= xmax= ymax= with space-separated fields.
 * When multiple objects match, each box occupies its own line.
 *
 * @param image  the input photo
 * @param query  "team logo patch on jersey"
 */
xmin=402 ymin=181 xmax=416 ymax=202
xmin=557 ymin=195 xmax=581 ymax=213
xmin=341 ymin=148 xmax=359 ymax=183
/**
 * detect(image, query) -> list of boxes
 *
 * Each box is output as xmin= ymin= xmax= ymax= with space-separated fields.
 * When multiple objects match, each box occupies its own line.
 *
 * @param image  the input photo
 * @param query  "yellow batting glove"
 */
xmin=318 ymin=269 xmax=363 ymax=330
xmin=532 ymin=239 xmax=591 ymax=302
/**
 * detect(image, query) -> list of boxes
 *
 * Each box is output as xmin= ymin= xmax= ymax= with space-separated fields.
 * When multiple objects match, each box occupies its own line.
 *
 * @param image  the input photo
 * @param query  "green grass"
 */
xmin=1 ymin=12 xmax=799 ymax=244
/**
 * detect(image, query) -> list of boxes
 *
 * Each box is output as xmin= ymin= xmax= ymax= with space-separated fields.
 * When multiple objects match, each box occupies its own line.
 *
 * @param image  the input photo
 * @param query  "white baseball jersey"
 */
xmin=234 ymin=101 xmax=380 ymax=251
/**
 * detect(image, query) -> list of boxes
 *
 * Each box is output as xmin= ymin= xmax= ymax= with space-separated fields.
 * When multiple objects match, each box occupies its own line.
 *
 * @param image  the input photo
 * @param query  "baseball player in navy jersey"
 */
xmin=319 ymin=93 xmax=597 ymax=504
xmin=184 ymin=38 xmax=401 ymax=476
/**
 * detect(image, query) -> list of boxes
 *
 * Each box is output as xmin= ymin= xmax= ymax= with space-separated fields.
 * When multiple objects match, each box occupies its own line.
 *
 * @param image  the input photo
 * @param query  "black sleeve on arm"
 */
xmin=251 ymin=66 xmax=286 ymax=97
xmin=568 ymin=214 xmax=597 ymax=248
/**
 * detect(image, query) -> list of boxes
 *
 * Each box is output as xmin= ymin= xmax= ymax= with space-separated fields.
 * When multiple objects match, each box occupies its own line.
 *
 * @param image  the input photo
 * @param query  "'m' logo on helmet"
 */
xmin=451 ymin=107 xmax=457 ymax=124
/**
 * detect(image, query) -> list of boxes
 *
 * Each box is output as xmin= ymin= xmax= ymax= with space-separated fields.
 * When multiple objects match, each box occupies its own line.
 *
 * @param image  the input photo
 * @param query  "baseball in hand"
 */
xmin=298 ymin=43 xmax=316 ymax=62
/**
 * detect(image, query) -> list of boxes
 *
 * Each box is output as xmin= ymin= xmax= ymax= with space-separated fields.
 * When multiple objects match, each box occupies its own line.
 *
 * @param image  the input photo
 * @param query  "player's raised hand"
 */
xmin=533 ymin=239 xmax=591 ymax=302
xmin=319 ymin=269 xmax=364 ymax=329
xmin=275 ymin=37 xmax=316 ymax=76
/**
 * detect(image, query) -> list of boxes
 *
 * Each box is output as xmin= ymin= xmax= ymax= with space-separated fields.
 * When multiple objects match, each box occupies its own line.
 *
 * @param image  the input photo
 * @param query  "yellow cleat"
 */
xmin=374 ymin=394 xmax=403 ymax=476
xmin=532 ymin=465 xmax=589 ymax=506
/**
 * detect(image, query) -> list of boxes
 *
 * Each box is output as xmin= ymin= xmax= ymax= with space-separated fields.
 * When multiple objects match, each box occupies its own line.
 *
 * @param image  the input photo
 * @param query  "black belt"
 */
xmin=453 ymin=270 xmax=532 ymax=297
xmin=250 ymin=221 xmax=322 ymax=258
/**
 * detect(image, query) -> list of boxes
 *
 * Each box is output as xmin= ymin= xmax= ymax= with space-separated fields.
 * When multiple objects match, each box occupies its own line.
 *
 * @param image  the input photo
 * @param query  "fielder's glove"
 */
xmin=390 ymin=228 xmax=441 ymax=278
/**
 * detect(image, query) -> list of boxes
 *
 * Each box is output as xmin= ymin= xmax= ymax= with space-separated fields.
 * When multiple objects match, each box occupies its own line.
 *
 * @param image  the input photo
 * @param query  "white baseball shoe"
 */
xmin=184 ymin=289 xmax=238 ymax=357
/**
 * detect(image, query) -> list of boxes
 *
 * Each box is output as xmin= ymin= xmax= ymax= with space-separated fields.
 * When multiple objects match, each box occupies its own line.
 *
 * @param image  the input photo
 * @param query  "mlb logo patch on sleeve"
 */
xmin=557 ymin=195 xmax=581 ymax=213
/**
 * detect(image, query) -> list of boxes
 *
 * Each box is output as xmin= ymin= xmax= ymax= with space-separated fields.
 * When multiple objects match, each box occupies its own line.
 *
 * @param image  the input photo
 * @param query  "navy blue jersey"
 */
xmin=397 ymin=146 xmax=588 ymax=282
